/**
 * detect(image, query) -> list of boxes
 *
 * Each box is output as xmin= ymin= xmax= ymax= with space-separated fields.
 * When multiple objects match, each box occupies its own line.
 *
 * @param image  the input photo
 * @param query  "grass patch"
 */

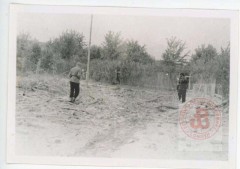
xmin=17 ymin=73 xmax=70 ymax=96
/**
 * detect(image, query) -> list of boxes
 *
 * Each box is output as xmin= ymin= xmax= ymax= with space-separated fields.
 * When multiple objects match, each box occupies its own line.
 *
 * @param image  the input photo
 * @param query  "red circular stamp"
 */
xmin=179 ymin=98 xmax=222 ymax=140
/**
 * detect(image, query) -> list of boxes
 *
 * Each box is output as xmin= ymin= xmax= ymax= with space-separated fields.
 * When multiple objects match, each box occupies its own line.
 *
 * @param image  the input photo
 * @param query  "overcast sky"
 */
xmin=17 ymin=13 xmax=230 ymax=60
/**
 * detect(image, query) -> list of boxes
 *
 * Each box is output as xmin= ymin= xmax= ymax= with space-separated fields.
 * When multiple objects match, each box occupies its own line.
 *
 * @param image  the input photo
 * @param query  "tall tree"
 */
xmin=17 ymin=33 xmax=31 ymax=59
xmin=161 ymin=37 xmax=189 ymax=85
xmin=102 ymin=31 xmax=123 ymax=60
xmin=52 ymin=30 xmax=86 ymax=60
xmin=17 ymin=33 xmax=43 ymax=72
xmin=162 ymin=37 xmax=189 ymax=65
xmin=90 ymin=45 xmax=102 ymax=60
xmin=125 ymin=40 xmax=153 ymax=64
xmin=216 ymin=43 xmax=230 ymax=98
xmin=40 ymin=41 xmax=55 ymax=73
xmin=30 ymin=42 xmax=42 ymax=65
xmin=190 ymin=44 xmax=218 ymax=83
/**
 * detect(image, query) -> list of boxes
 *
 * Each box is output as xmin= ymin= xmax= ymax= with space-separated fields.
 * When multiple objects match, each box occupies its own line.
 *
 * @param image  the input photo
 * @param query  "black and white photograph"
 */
xmin=7 ymin=4 xmax=239 ymax=169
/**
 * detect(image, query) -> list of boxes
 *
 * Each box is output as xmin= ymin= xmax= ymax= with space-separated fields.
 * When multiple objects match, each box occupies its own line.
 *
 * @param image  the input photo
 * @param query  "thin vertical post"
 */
xmin=86 ymin=14 xmax=93 ymax=86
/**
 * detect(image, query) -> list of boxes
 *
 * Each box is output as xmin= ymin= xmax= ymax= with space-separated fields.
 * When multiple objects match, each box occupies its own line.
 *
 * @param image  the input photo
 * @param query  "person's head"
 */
xmin=76 ymin=62 xmax=81 ymax=67
xmin=180 ymin=73 xmax=185 ymax=79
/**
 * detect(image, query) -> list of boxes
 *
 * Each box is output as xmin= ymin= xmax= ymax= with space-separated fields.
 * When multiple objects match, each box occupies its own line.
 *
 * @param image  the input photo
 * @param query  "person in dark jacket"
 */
xmin=116 ymin=66 xmax=121 ymax=85
xmin=68 ymin=62 xmax=82 ymax=103
xmin=177 ymin=73 xmax=188 ymax=103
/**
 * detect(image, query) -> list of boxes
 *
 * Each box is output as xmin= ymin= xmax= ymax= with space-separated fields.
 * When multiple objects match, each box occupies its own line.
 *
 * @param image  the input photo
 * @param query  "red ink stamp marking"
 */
xmin=179 ymin=98 xmax=222 ymax=140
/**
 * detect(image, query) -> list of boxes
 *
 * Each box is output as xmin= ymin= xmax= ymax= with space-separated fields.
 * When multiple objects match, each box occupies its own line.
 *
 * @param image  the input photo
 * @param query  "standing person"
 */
xmin=177 ymin=73 xmax=188 ymax=103
xmin=116 ymin=66 xmax=121 ymax=85
xmin=69 ymin=62 xmax=82 ymax=103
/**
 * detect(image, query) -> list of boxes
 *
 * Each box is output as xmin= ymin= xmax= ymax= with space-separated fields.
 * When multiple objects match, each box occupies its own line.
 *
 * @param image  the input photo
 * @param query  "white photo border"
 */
xmin=7 ymin=4 xmax=239 ymax=169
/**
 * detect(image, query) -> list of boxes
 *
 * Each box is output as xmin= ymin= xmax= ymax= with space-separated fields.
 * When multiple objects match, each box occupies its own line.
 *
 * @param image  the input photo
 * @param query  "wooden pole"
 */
xmin=188 ymin=74 xmax=191 ymax=90
xmin=86 ymin=14 xmax=93 ymax=86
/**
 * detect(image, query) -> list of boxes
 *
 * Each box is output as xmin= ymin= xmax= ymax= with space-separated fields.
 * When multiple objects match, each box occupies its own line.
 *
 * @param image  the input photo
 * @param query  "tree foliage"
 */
xmin=16 ymin=31 xmax=230 ymax=97
xmin=40 ymin=41 xmax=55 ymax=73
xmin=125 ymin=40 xmax=153 ymax=64
xmin=30 ymin=42 xmax=42 ymax=65
xmin=52 ymin=30 xmax=86 ymax=60
xmin=102 ymin=31 xmax=123 ymax=60
xmin=161 ymin=37 xmax=189 ymax=85
xmin=17 ymin=33 xmax=31 ymax=59
xmin=190 ymin=44 xmax=219 ymax=82
xmin=216 ymin=44 xmax=230 ymax=97
xmin=162 ymin=37 xmax=189 ymax=65
xmin=17 ymin=33 xmax=43 ymax=72
xmin=90 ymin=45 xmax=102 ymax=60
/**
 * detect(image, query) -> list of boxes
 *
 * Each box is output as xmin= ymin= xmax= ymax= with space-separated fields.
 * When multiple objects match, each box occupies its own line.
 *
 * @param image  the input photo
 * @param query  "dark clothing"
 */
xmin=178 ymin=77 xmax=188 ymax=90
xmin=177 ymin=76 xmax=188 ymax=103
xmin=116 ymin=72 xmax=120 ymax=84
xmin=69 ymin=66 xmax=81 ymax=102
xmin=70 ymin=82 xmax=80 ymax=98
xmin=115 ymin=68 xmax=121 ymax=84
xmin=178 ymin=89 xmax=186 ymax=103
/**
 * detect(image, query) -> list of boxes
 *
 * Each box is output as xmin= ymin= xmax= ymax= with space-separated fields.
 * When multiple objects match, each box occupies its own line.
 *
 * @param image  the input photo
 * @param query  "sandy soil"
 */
xmin=15 ymin=78 xmax=229 ymax=160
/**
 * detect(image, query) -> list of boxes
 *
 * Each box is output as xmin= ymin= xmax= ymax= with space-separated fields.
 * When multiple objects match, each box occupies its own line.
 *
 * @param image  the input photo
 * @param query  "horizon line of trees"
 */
xmin=17 ymin=30 xmax=230 ymax=98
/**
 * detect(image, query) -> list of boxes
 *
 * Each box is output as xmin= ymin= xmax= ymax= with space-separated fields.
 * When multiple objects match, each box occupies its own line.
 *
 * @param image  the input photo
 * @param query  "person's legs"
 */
xmin=71 ymin=82 xmax=80 ymax=103
xmin=116 ymin=74 xmax=120 ymax=84
xmin=69 ymin=82 xmax=75 ymax=102
xmin=70 ymin=82 xmax=74 ymax=98
xmin=74 ymin=83 xmax=80 ymax=99
xmin=178 ymin=91 xmax=181 ymax=101
xmin=182 ymin=90 xmax=186 ymax=103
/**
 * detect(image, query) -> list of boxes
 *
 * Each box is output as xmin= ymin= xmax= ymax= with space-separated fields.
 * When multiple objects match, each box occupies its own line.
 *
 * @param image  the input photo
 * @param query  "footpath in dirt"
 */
xmin=15 ymin=78 xmax=229 ymax=160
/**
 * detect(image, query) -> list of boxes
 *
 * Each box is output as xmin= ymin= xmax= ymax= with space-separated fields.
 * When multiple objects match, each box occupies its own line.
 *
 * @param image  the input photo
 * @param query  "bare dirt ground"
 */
xmin=15 ymin=76 xmax=229 ymax=160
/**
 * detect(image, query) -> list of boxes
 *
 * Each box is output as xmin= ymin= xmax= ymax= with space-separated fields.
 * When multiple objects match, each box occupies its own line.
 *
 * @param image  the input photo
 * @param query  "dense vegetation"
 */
xmin=17 ymin=30 xmax=230 ymax=98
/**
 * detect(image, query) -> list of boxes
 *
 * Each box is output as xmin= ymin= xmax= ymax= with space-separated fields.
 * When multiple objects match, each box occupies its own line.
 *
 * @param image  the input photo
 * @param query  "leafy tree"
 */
xmin=190 ymin=44 xmax=218 ymax=83
xmin=125 ymin=40 xmax=153 ymax=64
xmin=40 ymin=41 xmax=55 ymax=73
xmin=52 ymin=30 xmax=86 ymax=60
xmin=102 ymin=31 xmax=123 ymax=60
xmin=161 ymin=37 xmax=189 ymax=86
xmin=191 ymin=44 xmax=218 ymax=63
xmin=162 ymin=37 xmax=189 ymax=65
xmin=17 ymin=33 xmax=32 ymax=73
xmin=17 ymin=33 xmax=43 ymax=72
xmin=216 ymin=44 xmax=230 ymax=98
xmin=90 ymin=45 xmax=102 ymax=60
xmin=30 ymin=42 xmax=42 ymax=65
xmin=17 ymin=33 xmax=31 ymax=59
